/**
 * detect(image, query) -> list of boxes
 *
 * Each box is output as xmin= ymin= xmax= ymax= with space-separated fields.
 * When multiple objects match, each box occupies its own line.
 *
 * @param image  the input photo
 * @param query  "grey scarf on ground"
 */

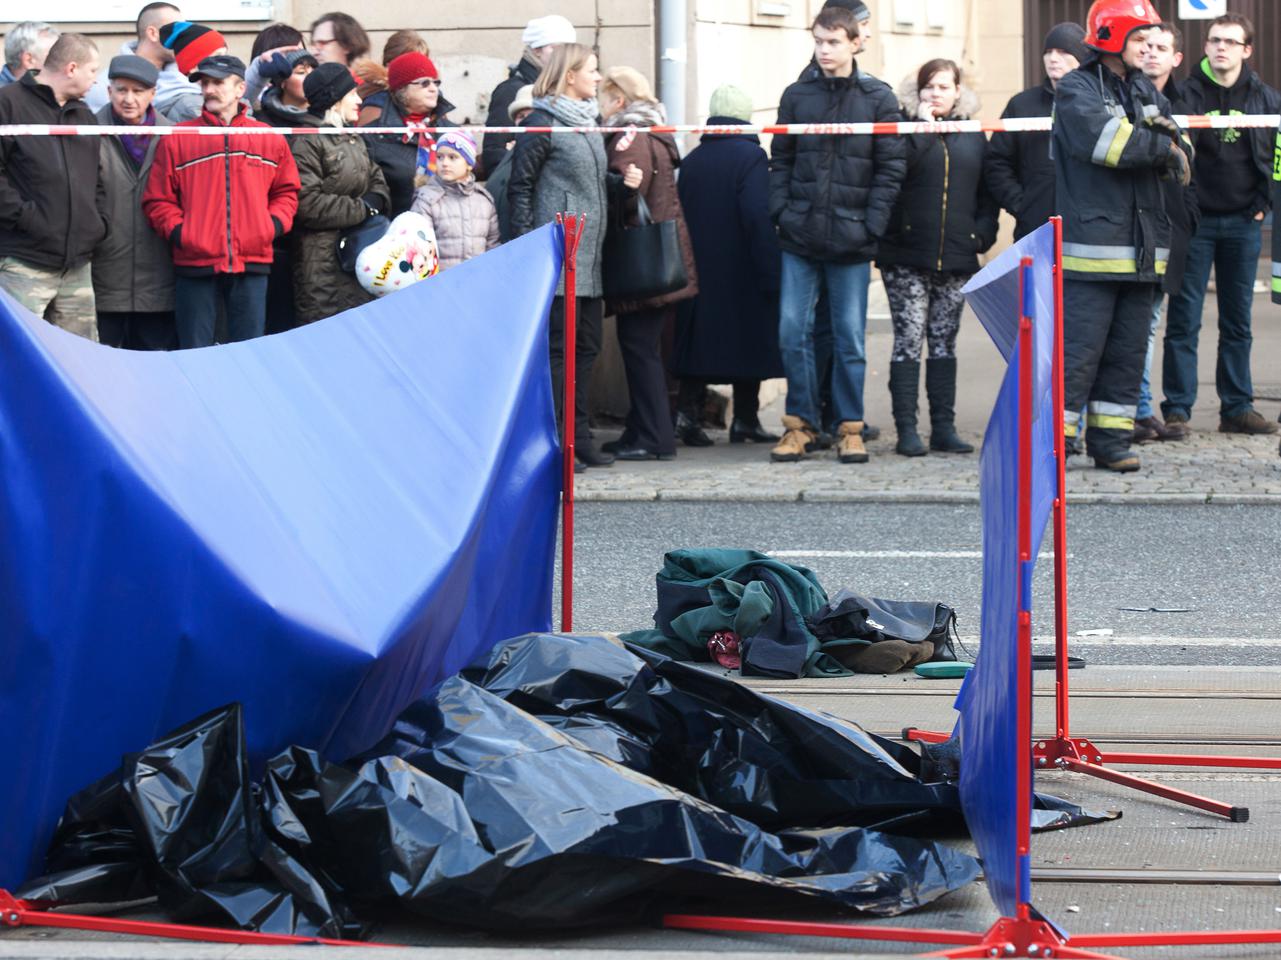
xmin=534 ymin=95 xmax=599 ymax=128
xmin=604 ymin=99 xmax=668 ymax=128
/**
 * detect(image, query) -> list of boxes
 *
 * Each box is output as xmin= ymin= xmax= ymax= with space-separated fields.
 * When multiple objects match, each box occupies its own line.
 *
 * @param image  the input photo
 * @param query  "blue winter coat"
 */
xmin=673 ymin=120 xmax=784 ymax=381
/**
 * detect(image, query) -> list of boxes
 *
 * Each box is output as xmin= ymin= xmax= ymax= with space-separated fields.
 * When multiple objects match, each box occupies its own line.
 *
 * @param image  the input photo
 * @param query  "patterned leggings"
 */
xmin=882 ymin=264 xmax=968 ymax=363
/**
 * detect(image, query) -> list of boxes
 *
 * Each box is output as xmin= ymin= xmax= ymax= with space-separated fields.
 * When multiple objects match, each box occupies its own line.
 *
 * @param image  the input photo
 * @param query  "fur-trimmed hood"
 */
xmin=896 ymin=75 xmax=981 ymax=120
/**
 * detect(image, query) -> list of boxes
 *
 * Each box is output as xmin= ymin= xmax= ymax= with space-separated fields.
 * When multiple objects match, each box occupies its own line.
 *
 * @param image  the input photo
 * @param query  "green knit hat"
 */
xmin=708 ymin=84 xmax=753 ymax=123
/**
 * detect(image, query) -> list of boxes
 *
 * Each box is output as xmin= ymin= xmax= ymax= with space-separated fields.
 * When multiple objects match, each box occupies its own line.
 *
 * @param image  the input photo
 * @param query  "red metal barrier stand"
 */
xmin=555 ymin=213 xmax=584 ymax=632
xmin=0 ymin=890 xmax=389 ymax=947
xmin=905 ymin=216 xmax=1281 ymax=819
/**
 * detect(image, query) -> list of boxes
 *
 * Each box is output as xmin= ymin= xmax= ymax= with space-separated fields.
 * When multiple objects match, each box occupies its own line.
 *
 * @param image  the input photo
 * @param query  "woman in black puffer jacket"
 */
xmin=877 ymin=59 xmax=999 ymax=458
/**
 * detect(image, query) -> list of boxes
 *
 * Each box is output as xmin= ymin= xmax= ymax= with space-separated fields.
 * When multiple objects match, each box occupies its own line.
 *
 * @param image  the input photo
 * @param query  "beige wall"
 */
xmin=688 ymin=0 xmax=1024 ymax=126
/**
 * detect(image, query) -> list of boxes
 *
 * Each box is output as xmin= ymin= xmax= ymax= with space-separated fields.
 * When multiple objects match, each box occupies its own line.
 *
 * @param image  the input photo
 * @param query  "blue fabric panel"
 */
xmin=0 ymin=225 xmax=565 ymax=888
xmin=955 ymin=224 xmax=1058 ymax=916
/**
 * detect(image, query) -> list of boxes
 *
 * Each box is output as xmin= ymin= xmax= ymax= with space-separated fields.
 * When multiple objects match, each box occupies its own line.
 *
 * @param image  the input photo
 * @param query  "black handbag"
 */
xmin=335 ymin=214 xmax=390 ymax=273
xmin=602 ymin=192 xmax=688 ymax=301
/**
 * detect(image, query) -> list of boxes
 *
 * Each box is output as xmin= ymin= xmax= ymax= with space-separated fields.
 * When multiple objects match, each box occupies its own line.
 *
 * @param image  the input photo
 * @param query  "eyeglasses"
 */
xmin=409 ymin=78 xmax=441 ymax=88
xmin=1207 ymin=36 xmax=1247 ymax=48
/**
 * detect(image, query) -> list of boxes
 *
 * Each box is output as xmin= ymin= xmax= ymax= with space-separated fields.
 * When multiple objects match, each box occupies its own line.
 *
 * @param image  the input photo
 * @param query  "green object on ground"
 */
xmin=915 ymin=661 xmax=973 ymax=679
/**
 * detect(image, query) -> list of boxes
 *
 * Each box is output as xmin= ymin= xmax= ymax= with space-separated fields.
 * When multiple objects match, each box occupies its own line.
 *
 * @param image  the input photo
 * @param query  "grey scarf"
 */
xmin=534 ymin=95 xmax=599 ymax=128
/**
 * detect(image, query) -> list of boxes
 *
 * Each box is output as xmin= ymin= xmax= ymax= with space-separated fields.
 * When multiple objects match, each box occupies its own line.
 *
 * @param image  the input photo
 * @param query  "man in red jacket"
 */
xmin=144 ymin=53 xmax=299 ymax=347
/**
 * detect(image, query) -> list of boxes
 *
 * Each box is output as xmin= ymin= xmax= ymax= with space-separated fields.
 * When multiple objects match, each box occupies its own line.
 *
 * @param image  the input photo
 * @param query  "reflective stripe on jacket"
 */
xmin=1053 ymin=59 xmax=1188 ymax=283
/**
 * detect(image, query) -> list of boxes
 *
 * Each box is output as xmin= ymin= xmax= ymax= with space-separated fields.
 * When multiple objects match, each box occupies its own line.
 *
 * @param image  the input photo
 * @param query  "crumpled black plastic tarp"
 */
xmin=18 ymin=633 xmax=981 ymax=937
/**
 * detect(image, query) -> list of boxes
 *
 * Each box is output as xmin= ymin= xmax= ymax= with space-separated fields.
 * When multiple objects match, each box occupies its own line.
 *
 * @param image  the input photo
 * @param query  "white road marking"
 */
xmin=770 ymin=549 xmax=1061 ymax=559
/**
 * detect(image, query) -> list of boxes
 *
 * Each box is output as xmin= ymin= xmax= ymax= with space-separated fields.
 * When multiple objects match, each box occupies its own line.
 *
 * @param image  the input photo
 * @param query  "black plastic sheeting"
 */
xmin=19 ymin=634 xmax=988 ymax=937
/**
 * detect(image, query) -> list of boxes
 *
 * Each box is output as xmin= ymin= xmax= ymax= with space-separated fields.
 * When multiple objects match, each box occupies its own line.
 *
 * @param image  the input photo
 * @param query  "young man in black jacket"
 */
xmin=0 ymin=33 xmax=106 ymax=341
xmin=1161 ymin=13 xmax=1280 ymax=438
xmin=768 ymin=5 xmax=905 ymax=465
xmin=986 ymin=22 xmax=1088 ymax=240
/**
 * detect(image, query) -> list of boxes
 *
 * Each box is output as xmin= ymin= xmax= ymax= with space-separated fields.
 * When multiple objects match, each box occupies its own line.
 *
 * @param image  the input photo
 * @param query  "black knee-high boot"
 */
xmin=926 ymin=357 xmax=974 ymax=453
xmin=889 ymin=360 xmax=927 ymax=457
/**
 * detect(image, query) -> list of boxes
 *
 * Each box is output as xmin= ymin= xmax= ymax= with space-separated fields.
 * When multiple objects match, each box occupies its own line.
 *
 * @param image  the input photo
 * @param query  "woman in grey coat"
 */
xmin=508 ymin=43 xmax=642 ymax=468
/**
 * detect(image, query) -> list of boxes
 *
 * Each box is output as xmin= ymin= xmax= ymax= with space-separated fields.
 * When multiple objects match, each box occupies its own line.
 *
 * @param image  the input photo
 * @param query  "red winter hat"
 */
xmin=387 ymin=52 xmax=438 ymax=92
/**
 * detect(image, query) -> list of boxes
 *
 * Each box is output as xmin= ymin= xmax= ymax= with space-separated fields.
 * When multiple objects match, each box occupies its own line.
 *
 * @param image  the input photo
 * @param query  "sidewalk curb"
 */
xmin=575 ymin=490 xmax=1281 ymax=505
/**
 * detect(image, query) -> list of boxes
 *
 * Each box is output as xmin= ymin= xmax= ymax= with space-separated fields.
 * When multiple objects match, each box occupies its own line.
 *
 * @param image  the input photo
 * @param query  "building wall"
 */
xmin=688 ymin=0 xmax=1024 ymax=127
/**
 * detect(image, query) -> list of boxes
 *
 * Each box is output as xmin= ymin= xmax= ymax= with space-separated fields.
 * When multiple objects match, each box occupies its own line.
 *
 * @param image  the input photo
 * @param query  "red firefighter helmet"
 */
xmin=1083 ymin=0 xmax=1161 ymax=54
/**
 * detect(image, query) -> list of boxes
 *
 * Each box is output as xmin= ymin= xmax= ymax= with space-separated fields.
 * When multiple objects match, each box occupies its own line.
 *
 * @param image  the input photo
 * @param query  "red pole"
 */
xmin=557 ymin=214 xmax=583 ymax=632
xmin=1015 ymin=256 xmax=1035 ymax=920
xmin=1050 ymin=216 xmax=1071 ymax=743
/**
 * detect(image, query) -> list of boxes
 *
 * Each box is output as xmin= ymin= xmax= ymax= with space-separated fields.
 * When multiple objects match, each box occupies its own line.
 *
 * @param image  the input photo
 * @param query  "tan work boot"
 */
xmin=770 ymin=415 xmax=816 ymax=462
xmin=837 ymin=420 xmax=869 ymax=463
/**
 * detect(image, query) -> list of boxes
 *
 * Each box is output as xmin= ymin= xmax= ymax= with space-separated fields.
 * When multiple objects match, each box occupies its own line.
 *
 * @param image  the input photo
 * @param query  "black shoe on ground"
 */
xmin=929 ymin=425 xmax=974 ymax=454
xmin=1064 ymin=435 xmax=1083 ymax=457
xmin=895 ymin=425 xmax=928 ymax=457
xmin=730 ymin=418 xmax=780 ymax=444
xmin=805 ymin=431 xmax=833 ymax=452
xmin=675 ymin=411 xmax=713 ymax=447
xmin=574 ymin=460 xmax=587 ymax=474
xmin=862 ymin=423 xmax=881 ymax=442
xmin=1092 ymin=450 xmax=1141 ymax=473
xmin=601 ymin=432 xmax=635 ymax=454
xmin=1219 ymin=409 xmax=1279 ymax=435
xmin=613 ymin=446 xmax=676 ymax=461
xmin=575 ymin=444 xmax=615 ymax=467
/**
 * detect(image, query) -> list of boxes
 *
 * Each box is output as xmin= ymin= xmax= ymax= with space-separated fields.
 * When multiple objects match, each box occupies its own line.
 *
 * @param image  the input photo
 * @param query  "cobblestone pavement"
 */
xmin=576 ymin=422 xmax=1281 ymax=503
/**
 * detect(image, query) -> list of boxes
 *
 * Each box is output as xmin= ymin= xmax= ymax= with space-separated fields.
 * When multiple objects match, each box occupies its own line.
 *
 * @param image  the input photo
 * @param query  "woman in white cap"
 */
xmin=480 ymin=14 xmax=576 ymax=177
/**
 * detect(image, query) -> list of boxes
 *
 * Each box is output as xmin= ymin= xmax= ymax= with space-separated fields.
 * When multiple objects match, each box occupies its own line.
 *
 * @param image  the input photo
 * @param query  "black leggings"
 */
xmin=548 ymin=296 xmax=603 ymax=446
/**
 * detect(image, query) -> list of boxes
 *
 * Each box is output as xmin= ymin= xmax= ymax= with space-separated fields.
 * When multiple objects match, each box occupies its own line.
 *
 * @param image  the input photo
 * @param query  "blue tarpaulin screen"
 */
xmin=0 ymin=225 xmax=565 ymax=888
xmin=956 ymin=224 xmax=1057 ymax=916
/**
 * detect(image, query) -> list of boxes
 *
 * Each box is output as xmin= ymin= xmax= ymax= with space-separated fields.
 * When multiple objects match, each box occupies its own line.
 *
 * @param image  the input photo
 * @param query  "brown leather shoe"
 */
xmin=770 ymin=415 xmax=816 ymax=462
xmin=1162 ymin=413 xmax=1192 ymax=440
xmin=1219 ymin=409 xmax=1280 ymax=435
xmin=1132 ymin=417 xmax=1160 ymax=443
xmin=837 ymin=420 xmax=869 ymax=463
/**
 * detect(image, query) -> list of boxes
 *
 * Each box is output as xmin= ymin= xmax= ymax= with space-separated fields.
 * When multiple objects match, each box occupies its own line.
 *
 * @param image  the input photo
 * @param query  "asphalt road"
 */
xmin=558 ymin=501 xmax=1281 ymax=666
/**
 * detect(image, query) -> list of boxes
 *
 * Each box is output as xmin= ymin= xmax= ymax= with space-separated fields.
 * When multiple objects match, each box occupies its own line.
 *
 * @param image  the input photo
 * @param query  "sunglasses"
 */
xmin=408 ymin=78 xmax=441 ymax=88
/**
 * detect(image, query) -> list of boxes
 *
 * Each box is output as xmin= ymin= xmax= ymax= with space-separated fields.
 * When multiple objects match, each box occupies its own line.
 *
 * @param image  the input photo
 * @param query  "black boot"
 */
xmin=675 ymin=410 xmax=713 ymax=447
xmin=889 ymin=360 xmax=927 ymax=457
xmin=926 ymin=357 xmax=974 ymax=454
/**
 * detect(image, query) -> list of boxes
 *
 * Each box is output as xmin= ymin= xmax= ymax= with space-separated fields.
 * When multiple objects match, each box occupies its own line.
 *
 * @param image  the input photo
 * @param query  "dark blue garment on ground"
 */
xmin=0 ymin=225 xmax=564 ymax=888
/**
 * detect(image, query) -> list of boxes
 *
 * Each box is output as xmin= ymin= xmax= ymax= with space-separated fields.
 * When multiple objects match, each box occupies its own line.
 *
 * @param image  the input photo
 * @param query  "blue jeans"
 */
xmin=1136 ymin=296 xmax=1162 ymax=420
xmin=1161 ymin=213 xmax=1262 ymax=419
xmin=779 ymin=253 xmax=869 ymax=427
xmin=174 ymin=273 xmax=268 ymax=349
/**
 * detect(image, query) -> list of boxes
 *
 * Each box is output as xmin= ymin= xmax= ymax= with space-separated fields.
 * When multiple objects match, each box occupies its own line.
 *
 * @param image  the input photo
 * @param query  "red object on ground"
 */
xmin=707 ymin=631 xmax=742 ymax=669
xmin=0 ymin=890 xmax=389 ymax=947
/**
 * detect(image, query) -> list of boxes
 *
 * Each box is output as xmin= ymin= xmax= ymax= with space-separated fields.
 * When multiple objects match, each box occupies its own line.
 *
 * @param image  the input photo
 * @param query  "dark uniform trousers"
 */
xmin=1063 ymin=278 xmax=1159 ymax=458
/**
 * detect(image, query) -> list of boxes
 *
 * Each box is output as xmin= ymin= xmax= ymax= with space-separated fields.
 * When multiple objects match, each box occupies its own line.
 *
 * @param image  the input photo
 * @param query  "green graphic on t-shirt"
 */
xmin=1206 ymin=108 xmax=1244 ymax=144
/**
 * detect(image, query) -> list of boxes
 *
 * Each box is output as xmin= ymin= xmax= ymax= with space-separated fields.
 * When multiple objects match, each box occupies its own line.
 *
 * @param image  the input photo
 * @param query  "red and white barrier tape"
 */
xmin=0 ymin=114 xmax=1278 ymax=137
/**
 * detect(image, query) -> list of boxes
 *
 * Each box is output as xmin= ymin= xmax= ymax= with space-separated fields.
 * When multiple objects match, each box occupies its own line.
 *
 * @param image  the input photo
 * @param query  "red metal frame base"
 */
xmin=664 ymin=912 xmax=1281 ymax=959
xmin=0 ymin=890 xmax=382 ymax=947
xmin=664 ymin=914 xmax=1126 ymax=959
xmin=900 ymin=726 xmax=1272 ymax=821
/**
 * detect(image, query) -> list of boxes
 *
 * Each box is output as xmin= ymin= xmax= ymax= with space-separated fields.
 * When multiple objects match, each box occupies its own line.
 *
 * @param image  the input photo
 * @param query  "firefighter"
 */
xmin=1054 ymin=0 xmax=1192 ymax=472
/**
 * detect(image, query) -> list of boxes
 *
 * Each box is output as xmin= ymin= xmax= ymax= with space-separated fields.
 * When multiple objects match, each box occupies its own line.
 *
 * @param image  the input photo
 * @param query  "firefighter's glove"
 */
xmin=1144 ymin=114 xmax=1183 ymax=140
xmin=1162 ymin=142 xmax=1192 ymax=188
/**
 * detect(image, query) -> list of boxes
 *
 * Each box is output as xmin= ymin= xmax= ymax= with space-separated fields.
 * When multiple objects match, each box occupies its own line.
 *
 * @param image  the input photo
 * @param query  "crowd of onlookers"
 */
xmin=1 ymin=1 xmax=1278 ymax=472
